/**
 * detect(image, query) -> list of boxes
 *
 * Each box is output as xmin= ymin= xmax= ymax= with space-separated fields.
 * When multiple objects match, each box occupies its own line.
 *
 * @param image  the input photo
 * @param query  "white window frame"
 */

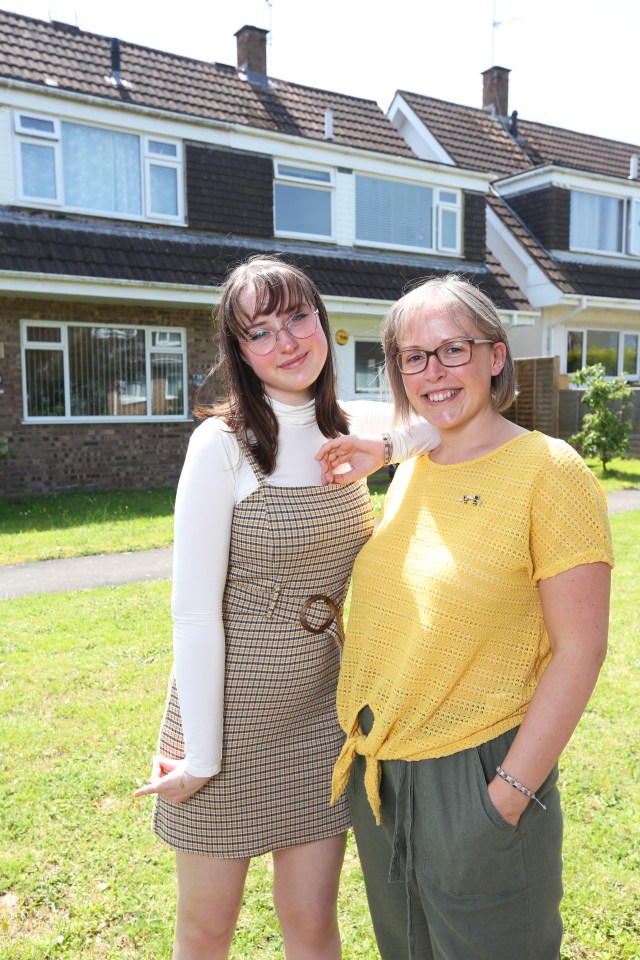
xmin=20 ymin=319 xmax=189 ymax=422
xmin=566 ymin=327 xmax=639 ymax=381
xmin=569 ymin=188 xmax=640 ymax=259
xmin=273 ymin=160 xmax=335 ymax=241
xmin=354 ymin=174 xmax=461 ymax=255
xmin=14 ymin=111 xmax=184 ymax=224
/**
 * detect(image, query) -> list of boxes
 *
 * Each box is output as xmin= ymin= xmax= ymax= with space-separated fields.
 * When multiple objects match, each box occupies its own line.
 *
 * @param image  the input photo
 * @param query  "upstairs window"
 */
xmin=567 ymin=329 xmax=639 ymax=381
xmin=21 ymin=321 xmax=188 ymax=421
xmin=274 ymin=161 xmax=333 ymax=239
xmin=570 ymin=189 xmax=639 ymax=257
xmin=355 ymin=176 xmax=460 ymax=254
xmin=14 ymin=112 xmax=183 ymax=223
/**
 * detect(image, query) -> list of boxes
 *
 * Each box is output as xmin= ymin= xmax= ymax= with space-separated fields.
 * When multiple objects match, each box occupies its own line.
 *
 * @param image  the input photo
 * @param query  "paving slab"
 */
xmin=0 ymin=547 xmax=172 ymax=600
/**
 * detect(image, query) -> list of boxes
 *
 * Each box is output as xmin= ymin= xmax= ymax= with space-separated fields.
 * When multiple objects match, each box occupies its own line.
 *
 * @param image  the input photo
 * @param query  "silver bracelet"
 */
xmin=382 ymin=432 xmax=393 ymax=467
xmin=496 ymin=765 xmax=546 ymax=810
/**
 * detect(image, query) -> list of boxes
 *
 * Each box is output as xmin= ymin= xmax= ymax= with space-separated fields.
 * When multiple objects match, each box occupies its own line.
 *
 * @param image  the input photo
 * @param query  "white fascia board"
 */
xmin=0 ymin=271 xmax=217 ymax=307
xmin=494 ymin=164 xmax=640 ymax=198
xmin=486 ymin=206 xmax=560 ymax=307
xmin=387 ymin=93 xmax=454 ymax=165
xmin=1 ymin=79 xmax=487 ymax=192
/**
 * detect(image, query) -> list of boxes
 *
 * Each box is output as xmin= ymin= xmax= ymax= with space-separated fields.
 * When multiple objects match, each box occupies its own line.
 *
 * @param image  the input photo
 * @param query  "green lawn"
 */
xmin=0 ymin=513 xmax=638 ymax=958
xmin=2 ymin=457 xmax=637 ymax=566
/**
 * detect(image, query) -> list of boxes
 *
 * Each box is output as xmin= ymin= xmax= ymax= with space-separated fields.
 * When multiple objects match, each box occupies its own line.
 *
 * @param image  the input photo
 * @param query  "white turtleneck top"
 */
xmin=171 ymin=398 xmax=439 ymax=778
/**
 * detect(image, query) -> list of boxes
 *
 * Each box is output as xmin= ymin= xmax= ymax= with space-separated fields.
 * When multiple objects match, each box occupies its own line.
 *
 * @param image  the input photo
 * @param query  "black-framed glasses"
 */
xmin=393 ymin=338 xmax=494 ymax=375
xmin=242 ymin=308 xmax=319 ymax=356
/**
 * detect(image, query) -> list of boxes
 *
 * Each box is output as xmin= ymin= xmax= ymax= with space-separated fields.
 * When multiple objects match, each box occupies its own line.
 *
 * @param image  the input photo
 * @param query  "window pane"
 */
xmin=149 ymin=163 xmax=178 ymax=216
xmin=148 ymin=140 xmax=177 ymax=157
xmin=586 ymin=330 xmax=619 ymax=377
xmin=439 ymin=190 xmax=457 ymax=204
xmin=151 ymin=352 xmax=184 ymax=414
xmin=623 ymin=333 xmax=638 ymax=378
xmin=570 ymin=191 xmax=623 ymax=253
xmin=355 ymin=340 xmax=386 ymax=393
xmin=278 ymin=165 xmax=331 ymax=183
xmin=68 ymin=326 xmax=146 ymax=416
xmin=20 ymin=115 xmax=56 ymax=135
xmin=566 ymin=331 xmax=584 ymax=373
xmin=25 ymin=349 xmax=65 ymax=416
xmin=630 ymin=200 xmax=640 ymax=256
xmin=26 ymin=325 xmax=62 ymax=343
xmin=152 ymin=331 xmax=183 ymax=347
xmin=21 ymin=142 xmax=57 ymax=199
xmin=440 ymin=208 xmax=458 ymax=250
xmin=275 ymin=183 xmax=331 ymax=236
xmin=62 ymin=122 xmax=141 ymax=214
xmin=356 ymin=177 xmax=433 ymax=249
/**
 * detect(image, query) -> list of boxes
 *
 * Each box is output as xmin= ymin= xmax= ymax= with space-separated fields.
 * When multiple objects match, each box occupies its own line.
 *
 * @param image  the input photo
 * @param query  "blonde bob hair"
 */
xmin=381 ymin=275 xmax=517 ymax=421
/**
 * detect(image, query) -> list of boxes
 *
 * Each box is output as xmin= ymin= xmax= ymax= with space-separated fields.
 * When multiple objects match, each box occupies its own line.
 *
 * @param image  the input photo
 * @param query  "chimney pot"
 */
xmin=482 ymin=66 xmax=510 ymax=118
xmin=235 ymin=25 xmax=269 ymax=83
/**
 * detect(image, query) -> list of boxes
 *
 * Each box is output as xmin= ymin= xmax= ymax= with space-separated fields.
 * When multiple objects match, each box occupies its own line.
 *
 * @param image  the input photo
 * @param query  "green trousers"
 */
xmin=347 ymin=714 xmax=563 ymax=960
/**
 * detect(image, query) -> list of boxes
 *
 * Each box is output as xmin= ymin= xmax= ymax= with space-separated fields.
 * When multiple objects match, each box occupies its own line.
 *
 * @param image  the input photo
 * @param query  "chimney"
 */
xmin=482 ymin=66 xmax=510 ymax=118
xmin=235 ymin=25 xmax=269 ymax=85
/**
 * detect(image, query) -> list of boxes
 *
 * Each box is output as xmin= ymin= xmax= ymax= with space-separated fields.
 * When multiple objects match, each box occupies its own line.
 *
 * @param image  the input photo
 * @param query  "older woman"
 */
xmin=324 ymin=276 xmax=614 ymax=960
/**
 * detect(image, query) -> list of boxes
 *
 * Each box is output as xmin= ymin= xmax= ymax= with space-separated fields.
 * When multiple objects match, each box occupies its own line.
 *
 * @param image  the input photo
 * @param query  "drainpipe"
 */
xmin=545 ymin=296 xmax=588 ymax=353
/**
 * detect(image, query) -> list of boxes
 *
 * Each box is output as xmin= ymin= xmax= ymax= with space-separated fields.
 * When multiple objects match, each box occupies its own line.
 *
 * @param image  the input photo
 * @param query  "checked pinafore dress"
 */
xmin=152 ymin=448 xmax=374 ymax=858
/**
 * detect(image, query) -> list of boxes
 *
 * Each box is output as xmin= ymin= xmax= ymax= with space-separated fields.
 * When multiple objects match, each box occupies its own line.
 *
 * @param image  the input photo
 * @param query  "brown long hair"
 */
xmin=194 ymin=256 xmax=349 ymax=474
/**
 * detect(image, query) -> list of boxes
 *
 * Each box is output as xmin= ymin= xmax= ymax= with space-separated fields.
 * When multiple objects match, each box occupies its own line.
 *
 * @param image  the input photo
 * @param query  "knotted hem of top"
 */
xmin=331 ymin=720 xmax=383 ymax=824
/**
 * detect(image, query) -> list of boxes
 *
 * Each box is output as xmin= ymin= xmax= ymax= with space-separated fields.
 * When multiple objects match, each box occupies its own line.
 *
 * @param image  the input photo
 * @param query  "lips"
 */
xmin=279 ymin=352 xmax=308 ymax=370
xmin=424 ymin=388 xmax=460 ymax=403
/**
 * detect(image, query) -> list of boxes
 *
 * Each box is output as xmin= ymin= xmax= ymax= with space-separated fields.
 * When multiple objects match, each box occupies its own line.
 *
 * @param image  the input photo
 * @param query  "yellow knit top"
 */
xmin=332 ymin=431 xmax=614 ymax=822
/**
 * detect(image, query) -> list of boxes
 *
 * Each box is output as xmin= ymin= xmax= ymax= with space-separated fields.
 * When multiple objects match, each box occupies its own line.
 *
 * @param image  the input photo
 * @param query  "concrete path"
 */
xmin=2 ymin=489 xmax=638 ymax=601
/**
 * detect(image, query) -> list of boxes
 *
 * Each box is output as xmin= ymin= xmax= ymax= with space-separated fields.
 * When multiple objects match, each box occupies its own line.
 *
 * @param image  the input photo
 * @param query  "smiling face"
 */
xmin=396 ymin=306 xmax=506 ymax=436
xmin=237 ymin=287 xmax=329 ymax=406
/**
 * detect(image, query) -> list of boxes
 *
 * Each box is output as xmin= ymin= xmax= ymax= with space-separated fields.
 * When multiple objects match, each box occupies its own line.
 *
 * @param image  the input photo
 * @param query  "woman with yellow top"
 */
xmin=321 ymin=276 xmax=614 ymax=960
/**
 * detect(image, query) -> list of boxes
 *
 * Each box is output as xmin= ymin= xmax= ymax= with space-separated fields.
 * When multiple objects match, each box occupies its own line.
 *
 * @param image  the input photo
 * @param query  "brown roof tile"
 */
xmin=398 ymin=91 xmax=640 ymax=182
xmin=0 ymin=9 xmax=414 ymax=158
xmin=0 ymin=213 xmax=527 ymax=311
xmin=398 ymin=91 xmax=531 ymax=177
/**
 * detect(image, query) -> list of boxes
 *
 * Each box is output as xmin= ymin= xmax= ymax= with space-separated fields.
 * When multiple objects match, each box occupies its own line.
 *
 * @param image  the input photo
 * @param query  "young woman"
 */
xmin=134 ymin=256 xmax=438 ymax=959
xmin=323 ymin=276 xmax=614 ymax=960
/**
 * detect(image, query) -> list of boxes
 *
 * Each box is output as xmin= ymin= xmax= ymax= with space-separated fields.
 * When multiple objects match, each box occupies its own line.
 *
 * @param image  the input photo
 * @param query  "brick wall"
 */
xmin=0 ymin=298 xmax=218 ymax=497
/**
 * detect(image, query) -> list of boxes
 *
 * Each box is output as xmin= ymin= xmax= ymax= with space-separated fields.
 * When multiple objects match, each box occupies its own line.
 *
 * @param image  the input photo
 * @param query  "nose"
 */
xmin=275 ymin=326 xmax=299 ymax=352
xmin=423 ymin=352 xmax=446 ymax=378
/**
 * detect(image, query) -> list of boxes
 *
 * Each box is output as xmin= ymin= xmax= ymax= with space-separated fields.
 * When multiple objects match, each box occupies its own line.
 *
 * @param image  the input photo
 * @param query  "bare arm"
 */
xmin=487 ymin=561 xmax=611 ymax=824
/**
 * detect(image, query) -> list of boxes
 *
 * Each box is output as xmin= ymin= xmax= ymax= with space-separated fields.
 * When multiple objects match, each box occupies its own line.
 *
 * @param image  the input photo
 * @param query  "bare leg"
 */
xmin=173 ymin=851 xmax=250 ymax=960
xmin=272 ymin=833 xmax=346 ymax=960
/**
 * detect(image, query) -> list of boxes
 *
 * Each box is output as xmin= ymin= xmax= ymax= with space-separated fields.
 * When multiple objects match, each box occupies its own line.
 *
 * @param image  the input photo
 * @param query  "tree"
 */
xmin=569 ymin=363 xmax=633 ymax=472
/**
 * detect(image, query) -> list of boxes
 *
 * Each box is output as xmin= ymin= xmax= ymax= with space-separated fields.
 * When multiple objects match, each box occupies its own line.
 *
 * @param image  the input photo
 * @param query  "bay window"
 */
xmin=21 ymin=321 xmax=188 ymax=421
xmin=566 ymin=329 xmax=639 ymax=381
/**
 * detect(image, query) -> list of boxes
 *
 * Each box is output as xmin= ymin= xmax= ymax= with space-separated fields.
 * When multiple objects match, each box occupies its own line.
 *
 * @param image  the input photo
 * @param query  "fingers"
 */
xmin=134 ymin=758 xmax=210 ymax=804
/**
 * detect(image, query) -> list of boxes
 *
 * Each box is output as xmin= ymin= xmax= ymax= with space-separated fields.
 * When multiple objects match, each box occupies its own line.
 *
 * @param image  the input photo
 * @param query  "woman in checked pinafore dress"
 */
xmin=134 ymin=256 xmax=439 ymax=959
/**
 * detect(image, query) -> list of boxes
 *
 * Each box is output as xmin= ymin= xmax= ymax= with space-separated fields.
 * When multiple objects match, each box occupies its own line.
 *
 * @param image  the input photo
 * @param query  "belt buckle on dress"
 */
xmin=299 ymin=594 xmax=344 ymax=650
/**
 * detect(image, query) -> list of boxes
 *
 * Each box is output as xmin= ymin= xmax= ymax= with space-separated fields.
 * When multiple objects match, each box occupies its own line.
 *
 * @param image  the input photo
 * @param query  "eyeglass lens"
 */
xmin=396 ymin=339 xmax=475 ymax=373
xmin=244 ymin=310 xmax=318 ymax=355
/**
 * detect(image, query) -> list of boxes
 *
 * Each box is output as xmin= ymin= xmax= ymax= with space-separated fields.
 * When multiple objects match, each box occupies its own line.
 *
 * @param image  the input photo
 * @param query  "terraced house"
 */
xmin=390 ymin=67 xmax=640 ymax=447
xmin=0 ymin=9 xmax=532 ymax=495
xmin=1 ymin=10 xmax=637 ymax=496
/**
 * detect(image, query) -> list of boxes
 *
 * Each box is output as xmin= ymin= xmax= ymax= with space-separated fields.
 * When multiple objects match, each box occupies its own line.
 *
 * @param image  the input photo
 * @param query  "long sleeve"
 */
xmin=170 ymin=419 xmax=238 ymax=777
xmin=342 ymin=399 xmax=440 ymax=460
